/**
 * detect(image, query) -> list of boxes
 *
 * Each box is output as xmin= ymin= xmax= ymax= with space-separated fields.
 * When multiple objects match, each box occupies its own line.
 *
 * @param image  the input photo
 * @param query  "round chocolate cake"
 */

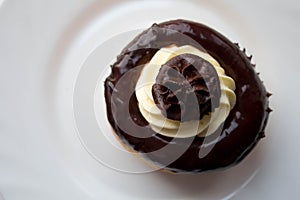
xmin=104 ymin=19 xmax=271 ymax=173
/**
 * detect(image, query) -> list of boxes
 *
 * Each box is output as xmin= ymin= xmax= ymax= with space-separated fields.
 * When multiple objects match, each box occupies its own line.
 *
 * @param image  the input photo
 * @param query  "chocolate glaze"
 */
xmin=104 ymin=19 xmax=271 ymax=173
xmin=152 ymin=53 xmax=221 ymax=121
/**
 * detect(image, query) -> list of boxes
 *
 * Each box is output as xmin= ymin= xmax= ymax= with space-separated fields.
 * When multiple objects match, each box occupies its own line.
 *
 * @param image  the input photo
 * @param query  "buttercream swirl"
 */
xmin=135 ymin=45 xmax=236 ymax=138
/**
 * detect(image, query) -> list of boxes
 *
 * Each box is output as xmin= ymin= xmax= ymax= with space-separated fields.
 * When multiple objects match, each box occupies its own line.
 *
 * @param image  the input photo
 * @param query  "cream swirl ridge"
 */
xmin=135 ymin=45 xmax=236 ymax=138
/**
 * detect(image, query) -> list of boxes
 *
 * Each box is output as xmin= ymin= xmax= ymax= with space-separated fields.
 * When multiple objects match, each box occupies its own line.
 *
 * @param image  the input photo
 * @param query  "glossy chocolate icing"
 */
xmin=152 ymin=53 xmax=221 ymax=121
xmin=104 ymin=19 xmax=271 ymax=173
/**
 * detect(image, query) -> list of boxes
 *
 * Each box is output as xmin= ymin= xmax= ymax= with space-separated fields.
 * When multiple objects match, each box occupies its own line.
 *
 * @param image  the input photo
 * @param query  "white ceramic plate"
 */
xmin=1 ymin=0 xmax=299 ymax=199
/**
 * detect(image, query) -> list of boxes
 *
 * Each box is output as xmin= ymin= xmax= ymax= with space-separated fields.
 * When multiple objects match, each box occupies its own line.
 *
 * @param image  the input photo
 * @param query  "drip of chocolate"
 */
xmin=152 ymin=53 xmax=221 ymax=121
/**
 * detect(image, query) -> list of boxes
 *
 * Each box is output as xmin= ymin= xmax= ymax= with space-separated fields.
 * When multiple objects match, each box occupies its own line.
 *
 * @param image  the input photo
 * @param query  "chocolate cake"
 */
xmin=104 ymin=19 xmax=271 ymax=173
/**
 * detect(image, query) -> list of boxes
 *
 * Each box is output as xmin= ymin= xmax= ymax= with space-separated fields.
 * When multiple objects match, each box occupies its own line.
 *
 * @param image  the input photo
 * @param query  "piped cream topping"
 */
xmin=135 ymin=45 xmax=236 ymax=138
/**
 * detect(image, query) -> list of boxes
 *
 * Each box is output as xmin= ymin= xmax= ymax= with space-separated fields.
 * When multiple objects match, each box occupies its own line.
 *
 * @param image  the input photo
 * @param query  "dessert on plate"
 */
xmin=104 ymin=19 xmax=271 ymax=173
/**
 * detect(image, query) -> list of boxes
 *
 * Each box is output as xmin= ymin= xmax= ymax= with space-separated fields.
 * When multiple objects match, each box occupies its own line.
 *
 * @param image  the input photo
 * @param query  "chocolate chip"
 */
xmin=152 ymin=53 xmax=221 ymax=121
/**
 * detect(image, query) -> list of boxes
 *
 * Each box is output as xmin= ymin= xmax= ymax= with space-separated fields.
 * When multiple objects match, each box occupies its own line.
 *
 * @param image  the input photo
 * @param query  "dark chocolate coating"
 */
xmin=152 ymin=53 xmax=221 ymax=121
xmin=104 ymin=19 xmax=271 ymax=173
